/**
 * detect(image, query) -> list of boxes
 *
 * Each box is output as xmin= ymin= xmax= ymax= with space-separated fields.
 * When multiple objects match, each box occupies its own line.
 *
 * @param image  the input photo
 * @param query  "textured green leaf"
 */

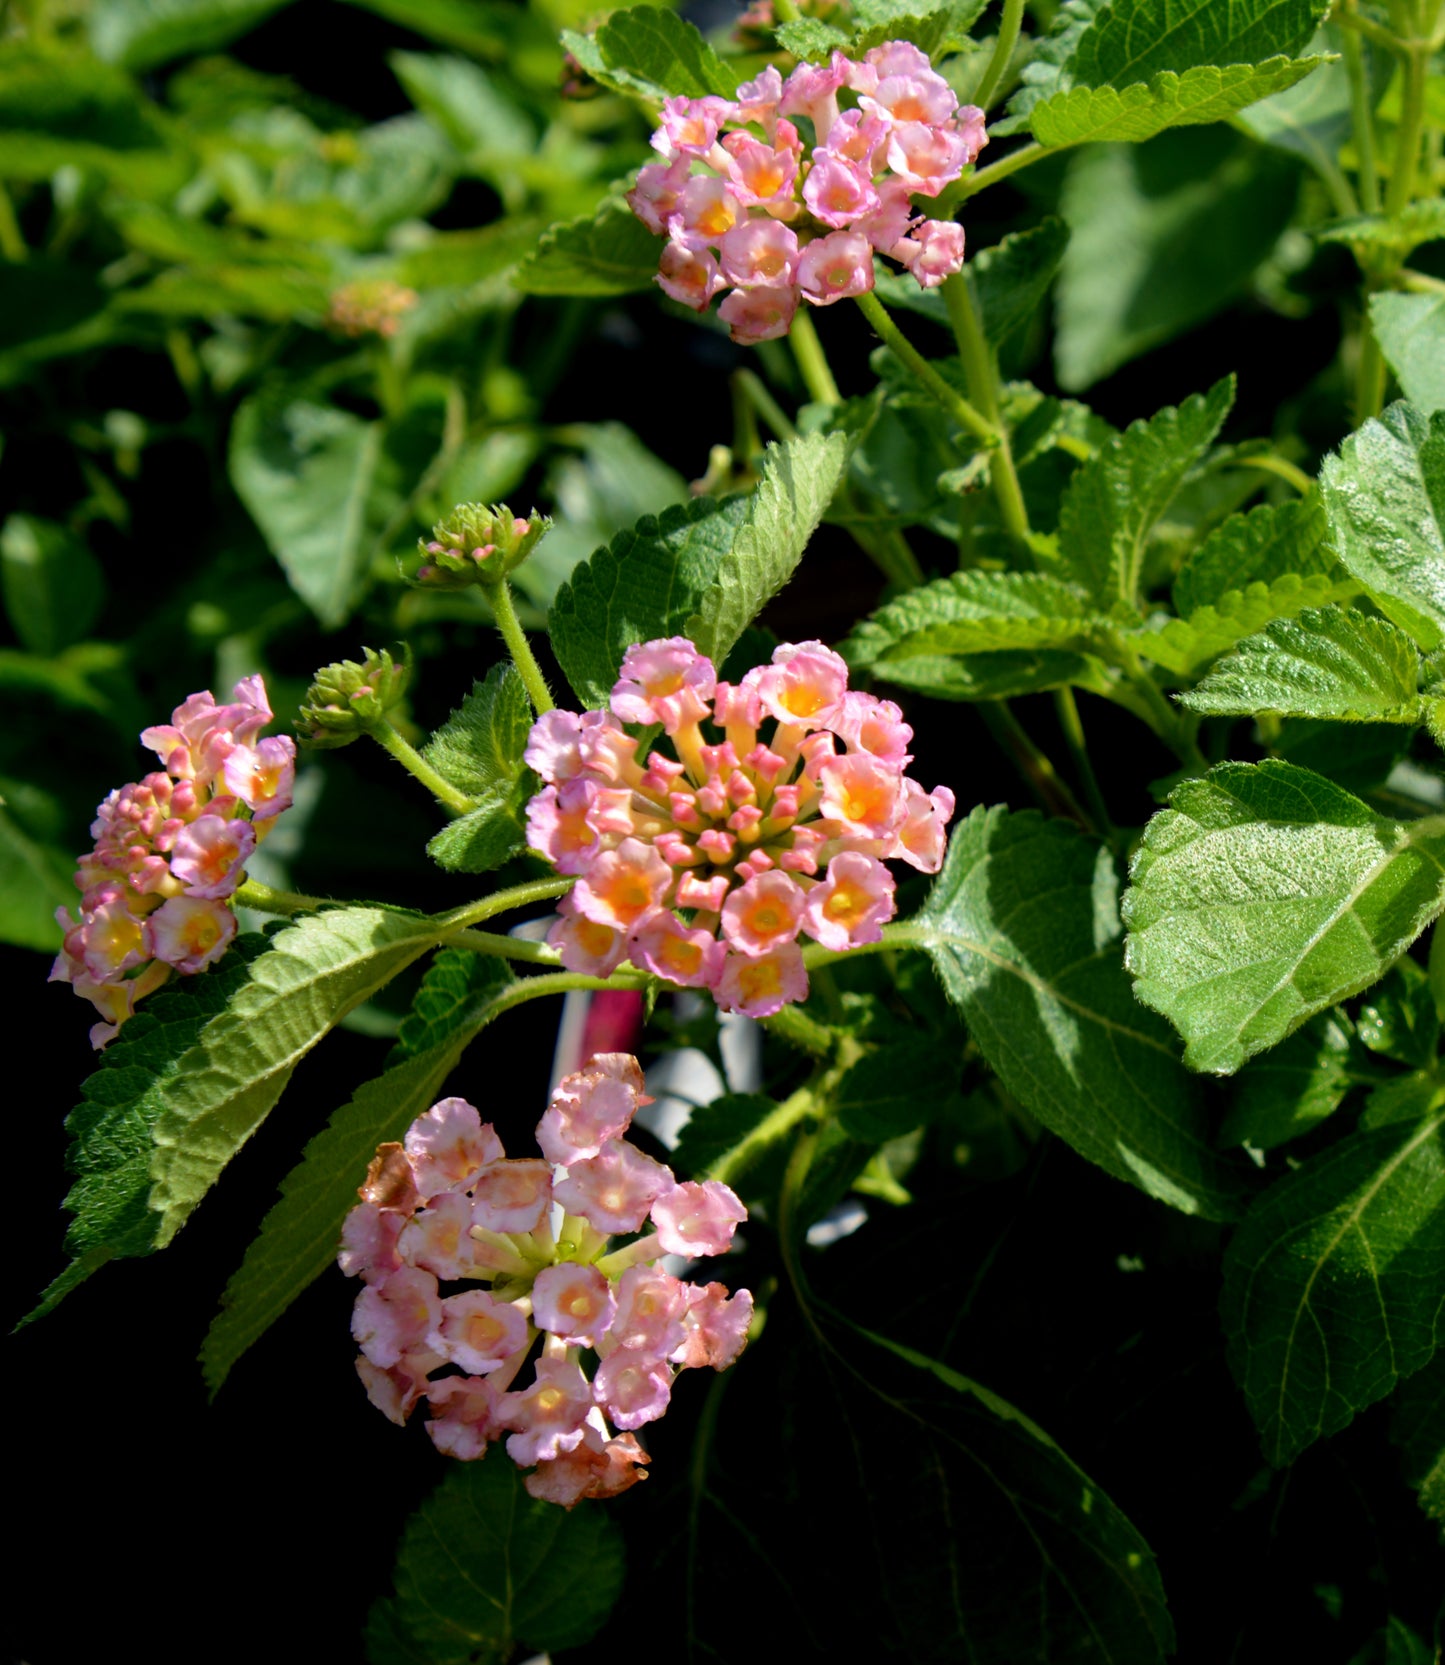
xmin=843 ymin=570 xmax=1105 ymax=668
xmin=1220 ymin=1011 xmax=1355 ymax=1150
xmin=596 ymin=5 xmax=737 ymax=99
xmin=0 ymin=48 xmax=180 ymax=187
xmin=1320 ymin=200 xmax=1445 ymax=263
xmin=89 ymin=0 xmax=288 ymax=70
xmin=1174 ymin=497 xmax=1334 ymax=614
xmin=1133 ymin=574 xmax=1353 ymax=677
xmin=1124 ymin=760 xmax=1445 ymax=1074
xmin=548 ymin=495 xmax=750 ymax=709
xmin=997 ymin=0 xmax=1107 ymax=135
xmin=1055 ymin=376 xmax=1234 ymax=606
xmin=1269 ymin=717 xmax=1408 ymax=794
xmin=1371 ymin=295 xmax=1445 ymax=417
xmin=833 ymin=1039 xmax=961 ymax=1141
xmin=1030 ymin=57 xmax=1326 ymax=148
xmin=1389 ymin=1347 xmax=1445 ymax=1531
xmin=0 ymin=804 xmax=73 ymax=952
xmin=1357 ymin=958 xmax=1439 ymax=1068
xmin=911 ymin=807 xmax=1247 ymax=1217
xmin=1320 ymin=402 xmax=1445 ymax=650
xmin=1178 ymin=605 xmax=1424 ymax=721
xmin=848 ymin=0 xmax=989 ymax=59
xmin=0 ymin=514 xmax=104 ymax=658
xmin=866 ymin=647 xmax=1119 ymax=701
xmin=1056 ymin=128 xmax=1300 ymax=389
xmin=425 ymin=782 xmax=528 ymax=873
xmin=147 ymin=906 xmax=446 ymax=1247
xmin=513 ymin=193 xmax=661 ymax=297
xmin=421 ymin=662 xmax=531 ymax=799
xmin=1067 ymin=0 xmax=1327 ymax=89
xmin=671 ymin=1091 xmax=785 ymax=1187
xmin=25 ymin=935 xmax=273 ymax=1324
xmin=1238 ymin=23 xmax=1375 ymax=169
xmin=390 ymin=51 xmax=534 ymax=159
xmin=370 ymin=1456 xmax=625 ymax=1662
xmin=200 ymin=952 xmax=515 ymax=1393
xmin=229 ymin=389 xmax=401 ymax=629
xmin=967 ymin=217 xmax=1070 ymax=351
xmin=685 ymin=431 xmax=848 ymax=666
xmin=1220 ymin=1103 xmax=1445 ymax=1465
xmin=775 ymin=18 xmax=850 ymax=58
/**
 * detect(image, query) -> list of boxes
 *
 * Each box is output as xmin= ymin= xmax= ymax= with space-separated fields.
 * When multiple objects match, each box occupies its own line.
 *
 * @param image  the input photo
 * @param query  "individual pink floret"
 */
xmin=674 ymin=1283 xmax=754 ymax=1370
xmin=653 ymin=94 xmax=736 ymax=161
xmin=533 ymin=1263 xmax=617 ymax=1347
xmin=398 ymin=1192 xmax=483 ymax=1280
xmin=657 ymin=242 xmax=725 ymax=311
xmin=430 ymin=1289 xmax=530 ymax=1374
xmin=629 ymin=911 xmax=727 ymax=989
xmin=548 ymin=894 xmax=629 ymax=978
xmin=221 ymin=735 xmax=296 ymax=820
xmin=143 ymin=894 xmax=237 ymax=973
xmin=732 ymin=65 xmax=784 ymax=133
xmin=611 ymin=638 xmax=717 ymax=732
xmin=797 ymin=229 xmax=876 ymax=305
xmin=835 ymin=691 xmax=913 ymax=762
xmin=426 ymin=1374 xmax=509 ymax=1458
xmin=893 ymin=217 xmax=967 ymax=287
xmin=718 ymin=219 xmax=799 ymax=289
xmin=803 ymin=851 xmax=896 ymax=950
xmin=892 ymin=781 xmax=957 ymax=873
xmin=817 ymin=752 xmax=906 ymax=839
xmin=573 ymin=837 xmax=673 ymax=933
xmin=803 ymin=150 xmax=878 ymax=227
xmin=718 ymin=283 xmax=798 ymax=345
xmin=339 ymin=1202 xmax=405 ymax=1285
xmin=358 ymin=1355 xmax=434 ymax=1427
xmin=471 ymin=1158 xmax=554 ymax=1235
xmin=672 ymin=175 xmax=743 ymax=249
xmin=499 ymin=1356 xmax=594 ymax=1466
xmin=594 ymin=1349 xmax=673 ymax=1430
xmin=352 ymin=1266 xmax=443 ymax=1370
xmin=780 ymin=50 xmax=851 ymax=144
xmin=652 ymin=1180 xmax=747 ymax=1258
xmin=537 ymin=1062 xmax=640 ymax=1164
xmin=862 ymin=71 xmax=957 ymax=128
xmin=527 ymin=777 xmax=631 ymax=875
xmin=404 ymin=1096 xmax=504 ymax=1200
xmin=626 ymin=156 xmax=691 ymax=236
xmin=721 ymin=869 xmax=808 ymax=957
xmin=715 ymin=942 xmax=809 ymax=1017
xmin=168 ymin=812 xmax=254 ymax=899
xmin=602 ymin=1265 xmax=689 ymax=1358
xmin=67 ymin=893 xmax=147 ymax=982
xmin=525 ymin=1427 xmax=650 ymax=1506
xmin=753 ymin=640 xmax=850 ymax=727
xmin=886 ymin=121 xmax=974 ymax=197
xmin=554 ymin=1139 xmax=675 ymax=1236
xmin=721 ymin=129 xmax=799 ymax=212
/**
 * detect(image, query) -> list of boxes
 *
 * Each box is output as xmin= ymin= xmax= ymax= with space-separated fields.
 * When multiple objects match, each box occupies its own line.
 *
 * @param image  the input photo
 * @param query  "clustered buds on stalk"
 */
xmin=325 ymin=278 xmax=418 ymax=339
xmin=296 ymin=647 xmax=411 ymax=748
xmin=526 ymin=636 xmax=954 ymax=1017
xmin=340 ymin=1054 xmax=752 ymax=1507
xmin=413 ymin=503 xmax=552 ymax=589
xmin=626 ymin=42 xmax=986 ymax=343
xmin=49 ymin=677 xmax=295 ymax=1048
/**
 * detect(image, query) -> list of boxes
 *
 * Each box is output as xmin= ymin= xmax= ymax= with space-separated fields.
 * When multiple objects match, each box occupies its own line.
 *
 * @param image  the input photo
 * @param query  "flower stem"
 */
xmin=1053 ymin=686 xmax=1117 ymax=852
xmin=1385 ymin=39 xmax=1430 ymax=216
xmin=971 ymin=0 xmax=1026 ymax=112
xmin=761 ymin=1001 xmax=838 ymax=1057
xmin=789 ymin=308 xmax=842 ymax=405
xmin=977 ymin=699 xmax=1095 ymax=833
xmin=735 ymin=368 xmax=798 ymax=442
xmin=943 ymin=272 xmax=1030 ymax=544
xmin=490 ymin=577 xmax=554 ymax=716
xmin=956 ymin=141 xmax=1049 ymax=201
xmin=371 ymin=719 xmax=476 ymax=815
xmin=854 ymin=289 xmax=996 ymax=448
xmin=433 ymin=875 xmax=574 ymax=932
xmin=1341 ymin=20 xmax=1382 ymax=214
xmin=1230 ymin=453 xmax=1315 ymax=495
xmin=234 ymin=878 xmax=331 ymax=915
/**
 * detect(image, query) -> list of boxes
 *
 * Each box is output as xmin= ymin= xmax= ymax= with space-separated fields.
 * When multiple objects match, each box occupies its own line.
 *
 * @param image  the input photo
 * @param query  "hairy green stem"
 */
xmin=444 ymin=928 xmax=563 ymax=964
xmin=1402 ymin=268 xmax=1445 ymax=293
xmin=710 ymin=1080 xmax=820 ymax=1188
xmin=760 ymin=1001 xmax=838 ymax=1057
xmin=371 ymin=719 xmax=476 ymax=815
xmin=1231 ymin=453 xmax=1316 ymax=495
xmin=943 ymin=273 xmax=1030 ymax=544
xmin=490 ymin=577 xmax=554 ymax=715
xmin=976 ymin=700 xmax=1095 ymax=832
xmin=1054 ymin=686 xmax=1116 ymax=850
xmin=957 ymin=141 xmax=1049 ymax=200
xmin=434 ymin=875 xmax=574 ymax=932
xmin=1356 ymin=302 xmax=1389 ymax=425
xmin=234 ymin=878 xmax=332 ymax=915
xmin=1340 ymin=21 xmax=1382 ymax=214
xmin=735 ymin=368 xmax=798 ymax=441
xmin=789 ymin=308 xmax=842 ymax=405
xmin=854 ymin=290 xmax=997 ymax=447
xmin=1338 ymin=0 xmax=1407 ymax=51
xmin=972 ymin=0 xmax=1026 ymax=112
xmin=1385 ymin=41 xmax=1430 ymax=215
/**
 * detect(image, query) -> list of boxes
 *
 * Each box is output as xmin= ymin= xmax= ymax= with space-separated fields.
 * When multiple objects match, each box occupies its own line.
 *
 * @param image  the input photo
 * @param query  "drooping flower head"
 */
xmin=51 ymin=676 xmax=296 ymax=1048
xmin=626 ymin=41 xmax=986 ymax=342
xmin=339 ymin=1056 xmax=752 ymax=1507
xmin=525 ymin=637 xmax=954 ymax=1018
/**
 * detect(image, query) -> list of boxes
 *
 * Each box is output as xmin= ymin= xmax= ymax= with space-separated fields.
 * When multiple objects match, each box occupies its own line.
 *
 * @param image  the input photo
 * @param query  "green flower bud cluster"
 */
xmin=414 ymin=503 xmax=552 ymax=589
xmin=297 ymin=647 xmax=410 ymax=748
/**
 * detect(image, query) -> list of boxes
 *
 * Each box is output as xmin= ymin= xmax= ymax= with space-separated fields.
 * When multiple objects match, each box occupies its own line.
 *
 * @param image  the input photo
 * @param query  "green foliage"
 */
xmin=89 ymin=0 xmax=290 ymax=71
xmin=1358 ymin=960 xmax=1439 ymax=1068
xmin=684 ymin=431 xmax=848 ymax=666
xmin=594 ymin=5 xmax=737 ymax=100
xmin=1219 ymin=1011 xmax=1355 ymax=1149
xmin=967 ymin=217 xmax=1070 ymax=352
xmin=913 ymin=807 xmax=1247 ymax=1217
xmin=1390 ymin=1348 xmax=1445 ymax=1531
xmin=200 ymin=952 xmax=515 ymax=1393
xmin=1054 ymin=376 xmax=1234 ymax=606
xmin=1371 ymin=295 xmax=1445 ymax=417
xmin=513 ymin=193 xmax=661 ymax=296
xmin=422 ymin=663 xmax=533 ymax=873
xmin=0 ymin=514 xmax=104 ymax=657
xmin=0 ymin=803 xmax=74 ymax=951
xmin=1124 ymin=762 xmax=1445 ymax=1074
xmin=1320 ymin=402 xmax=1445 ymax=651
xmin=1173 ymin=497 xmax=1336 ymax=614
xmin=1220 ymin=1101 xmax=1445 ymax=1465
xmin=833 ymin=1038 xmax=962 ymax=1140
xmin=368 ymin=1455 xmax=625 ymax=1663
xmin=1066 ymin=0 xmax=1328 ymax=89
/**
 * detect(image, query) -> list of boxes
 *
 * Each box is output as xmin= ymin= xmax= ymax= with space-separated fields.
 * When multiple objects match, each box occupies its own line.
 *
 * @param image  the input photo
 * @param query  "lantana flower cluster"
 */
xmin=50 ymin=676 xmax=296 ymax=1048
xmin=626 ymin=42 xmax=986 ymax=343
xmin=526 ymin=637 xmax=955 ymax=1018
xmin=340 ymin=1055 xmax=751 ymax=1507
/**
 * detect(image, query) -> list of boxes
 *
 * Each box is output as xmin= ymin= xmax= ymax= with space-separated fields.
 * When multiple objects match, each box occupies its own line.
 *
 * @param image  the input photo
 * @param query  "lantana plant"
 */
xmin=12 ymin=0 xmax=1445 ymax=1659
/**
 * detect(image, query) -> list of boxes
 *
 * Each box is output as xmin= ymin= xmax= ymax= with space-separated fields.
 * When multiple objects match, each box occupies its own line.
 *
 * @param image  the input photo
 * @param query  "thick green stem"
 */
xmin=1053 ymin=687 xmax=1116 ymax=849
xmin=957 ymin=141 xmax=1049 ymax=201
xmin=788 ymin=308 xmax=842 ymax=405
xmin=854 ymin=290 xmax=997 ymax=447
xmin=972 ymin=0 xmax=1026 ymax=112
xmin=1231 ymin=453 xmax=1315 ymax=495
xmin=234 ymin=878 xmax=331 ymax=915
xmin=976 ymin=700 xmax=1095 ymax=832
xmin=1356 ymin=302 xmax=1389 ymax=424
xmin=1337 ymin=1 xmax=1406 ymax=51
xmin=943 ymin=273 xmax=1030 ymax=544
xmin=444 ymin=928 xmax=563 ymax=964
xmin=710 ymin=1080 xmax=820 ymax=1188
xmin=1341 ymin=21 xmax=1382 ymax=214
xmin=735 ymin=368 xmax=797 ymax=441
xmin=371 ymin=719 xmax=475 ymax=815
xmin=490 ymin=577 xmax=554 ymax=715
xmin=433 ymin=875 xmax=574 ymax=932
xmin=1402 ymin=268 xmax=1445 ymax=293
xmin=761 ymin=1002 xmax=838 ymax=1057
xmin=1385 ymin=42 xmax=1430 ymax=215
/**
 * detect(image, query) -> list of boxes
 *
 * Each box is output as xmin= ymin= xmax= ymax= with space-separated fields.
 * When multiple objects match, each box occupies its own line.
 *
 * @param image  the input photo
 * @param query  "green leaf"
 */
xmin=422 ymin=662 xmax=531 ymax=799
xmin=1133 ymin=575 xmax=1355 ymax=677
xmin=146 ymin=906 xmax=445 ymax=1249
xmin=1056 ymin=128 xmax=1300 ymax=389
xmin=425 ymin=782 xmax=528 ymax=873
xmin=865 ymin=647 xmax=1120 ymax=701
xmin=997 ymin=0 xmax=1107 ymax=135
xmin=684 ymin=431 xmax=848 ymax=666
xmin=1067 ymin=0 xmax=1328 ymax=89
xmin=1219 ymin=1101 xmax=1445 ymax=1465
xmin=834 ymin=1039 xmax=962 ymax=1141
xmin=849 ymin=0 xmax=989 ymax=57
xmin=1269 ymin=718 xmax=1408 ymax=794
xmin=1123 ymin=760 xmax=1445 ymax=1074
xmin=1178 ymin=605 xmax=1424 ymax=721
xmin=672 ymin=1091 xmax=787 ymax=1187
xmin=1357 ymin=958 xmax=1439 ymax=1068
xmin=0 ymin=513 xmax=104 ymax=657
xmin=512 ymin=193 xmax=661 ymax=297
xmin=25 ymin=935 xmax=272 ymax=1324
xmin=596 ymin=5 xmax=738 ymax=99
xmin=1370 ymin=295 xmax=1445 ymax=417
xmin=389 ymin=51 xmax=534 ymax=159
xmin=1174 ymin=497 xmax=1335 ymax=614
xmin=200 ymin=952 xmax=515 ymax=1393
xmin=1389 ymin=1347 xmax=1445 ymax=1531
xmin=396 ymin=219 xmax=546 ymax=290
xmin=0 ymin=803 xmax=73 ymax=952
xmin=1319 ymin=402 xmax=1445 ymax=650
xmin=547 ymin=495 xmax=750 ymax=709
xmin=1030 ymin=57 xmax=1327 ymax=148
xmin=1055 ymin=375 xmax=1234 ymax=606
xmin=369 ymin=1455 xmax=625 ymax=1662
xmin=967 ymin=217 xmax=1070 ymax=352
xmin=89 ymin=0 xmax=289 ymax=71
xmin=1238 ymin=23 xmax=1377 ymax=171
xmin=1319 ymin=199 xmax=1445 ymax=264
xmin=229 ymin=389 xmax=402 ymax=630
xmin=775 ymin=17 xmax=851 ymax=57
xmin=911 ymin=806 xmax=1247 ymax=1218
xmin=843 ymin=570 xmax=1106 ymax=668
xmin=0 ymin=47 xmax=180 ymax=188
xmin=1220 ymin=1010 xmax=1355 ymax=1149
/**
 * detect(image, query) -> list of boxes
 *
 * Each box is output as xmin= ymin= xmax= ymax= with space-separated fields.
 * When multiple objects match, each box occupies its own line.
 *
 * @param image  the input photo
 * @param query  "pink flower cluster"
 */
xmin=527 ymin=637 xmax=955 ymax=1017
xmin=626 ymin=42 xmax=986 ymax=343
xmin=340 ymin=1055 xmax=751 ymax=1507
xmin=50 ymin=676 xmax=296 ymax=1048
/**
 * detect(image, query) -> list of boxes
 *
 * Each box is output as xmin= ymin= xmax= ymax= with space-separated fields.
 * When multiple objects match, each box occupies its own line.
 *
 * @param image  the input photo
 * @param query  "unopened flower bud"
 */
xmin=297 ymin=647 xmax=411 ymax=748
xmin=413 ymin=503 xmax=552 ymax=589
